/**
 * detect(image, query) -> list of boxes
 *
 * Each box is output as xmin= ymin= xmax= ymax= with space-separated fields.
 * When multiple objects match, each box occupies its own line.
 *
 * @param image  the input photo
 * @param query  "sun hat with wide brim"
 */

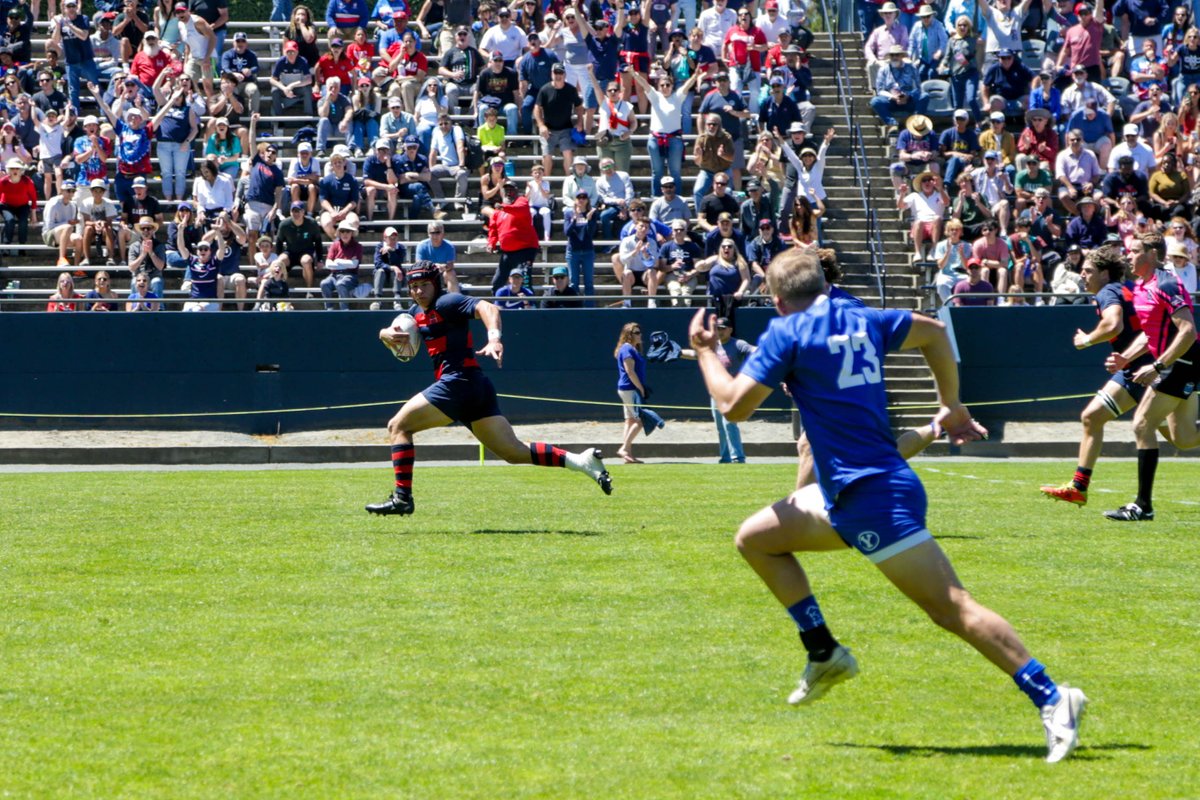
xmin=906 ymin=114 xmax=933 ymax=136
xmin=912 ymin=170 xmax=937 ymax=191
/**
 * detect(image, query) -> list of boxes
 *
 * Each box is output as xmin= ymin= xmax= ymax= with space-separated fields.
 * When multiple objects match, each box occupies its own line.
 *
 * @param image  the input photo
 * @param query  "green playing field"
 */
xmin=2 ymin=460 xmax=1196 ymax=798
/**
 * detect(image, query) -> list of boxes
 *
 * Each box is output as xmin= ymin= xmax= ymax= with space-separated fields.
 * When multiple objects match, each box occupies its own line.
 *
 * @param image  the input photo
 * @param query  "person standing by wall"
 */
xmin=615 ymin=321 xmax=649 ymax=464
xmin=682 ymin=317 xmax=756 ymax=463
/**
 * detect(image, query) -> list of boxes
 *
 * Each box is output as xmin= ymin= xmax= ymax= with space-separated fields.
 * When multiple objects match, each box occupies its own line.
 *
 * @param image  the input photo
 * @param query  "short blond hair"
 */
xmin=766 ymin=247 xmax=825 ymax=303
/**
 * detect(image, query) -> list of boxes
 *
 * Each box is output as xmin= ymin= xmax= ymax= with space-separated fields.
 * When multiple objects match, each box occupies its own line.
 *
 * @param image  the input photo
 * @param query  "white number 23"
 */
xmin=827 ymin=332 xmax=882 ymax=389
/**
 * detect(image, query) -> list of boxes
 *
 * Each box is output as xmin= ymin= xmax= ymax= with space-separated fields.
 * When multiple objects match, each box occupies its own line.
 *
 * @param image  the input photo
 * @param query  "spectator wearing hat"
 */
xmin=321 ymin=217 xmax=364 ymax=310
xmin=979 ymin=111 xmax=1018 ymax=179
xmin=563 ymin=189 xmax=599 ymax=304
xmin=739 ymin=180 xmax=774 ymax=240
xmin=43 ymin=180 xmax=82 ymax=267
xmin=362 ymin=138 xmax=402 ymax=220
xmin=495 ymin=266 xmax=535 ymax=309
xmin=747 ymin=217 xmax=785 ymax=282
xmin=317 ymin=35 xmax=357 ymax=91
xmin=617 ymin=217 xmax=663 ymax=306
xmin=755 ymin=0 xmax=789 ymax=45
xmin=648 ymin=175 xmax=689 ymax=225
xmin=864 ymin=3 xmax=910 ymax=91
xmin=1109 ymin=122 xmax=1157 ymax=174
xmin=540 ymin=265 xmax=581 ymax=308
xmin=899 ymin=170 xmax=950 ymax=259
xmin=284 ymin=140 xmax=321 ymax=215
xmin=33 ymin=106 xmax=72 ymax=200
xmin=1014 ymin=154 xmax=1054 ymax=212
xmin=273 ymin=200 xmax=325 ymax=287
xmin=1027 ymin=70 xmax=1063 ymax=123
xmin=534 ymin=61 xmax=583 ymax=176
xmin=271 ymin=39 xmax=315 ymax=125
xmin=595 ymin=156 xmax=633 ymax=239
xmin=586 ymin=65 xmax=637 ymax=171
xmin=219 ymin=31 xmax=261 ymax=114
xmin=480 ymin=5 xmax=528 ymax=65
xmin=1165 ymin=238 xmax=1198 ymax=291
xmin=78 ymin=178 xmax=119 ymax=264
xmin=179 ymin=231 xmax=220 ymax=312
xmin=129 ymin=31 xmax=174 ymax=90
xmin=1055 ymin=1 xmax=1106 ymax=83
xmin=890 ymin=113 xmax=939 ymax=197
xmin=3 ymin=6 xmax=33 ymax=64
xmin=939 ymin=109 xmax=980 ymax=189
xmin=93 ymin=10 xmax=123 ymax=74
xmin=326 ymin=0 xmax=369 ymax=40
xmin=86 ymin=81 xmax=171 ymax=206
xmin=952 ymin=257 xmax=997 ymax=305
xmin=379 ymin=94 xmax=412 ymax=148
xmin=1148 ymin=151 xmax=1191 ymax=220
xmin=48 ymin=0 xmax=104 ymax=113
xmin=439 ymin=27 xmax=486 ymax=109
xmin=514 ymin=32 xmax=557 ymax=134
xmin=658 ymin=218 xmax=702 ymax=304
xmin=697 ymin=175 xmax=740 ymax=234
xmin=973 ymin=150 xmax=1014 ymax=234
xmin=392 ymin=137 xmax=434 ymax=220
xmin=119 ymin=173 xmax=164 ymax=259
xmin=473 ymin=49 xmax=521 ymax=134
xmin=428 ymin=112 xmax=469 ymax=212
xmin=1065 ymin=194 xmax=1108 ymax=248
xmin=758 ymin=75 xmax=802 ymax=139
xmin=870 ymin=44 xmax=924 ymax=128
xmin=561 ymin=155 xmax=598 ymax=206
xmin=487 ymin=180 xmax=540 ymax=292
xmin=371 ymin=225 xmax=407 ymax=309
xmin=1055 ymin=128 xmax=1104 ymax=214
xmin=691 ymin=112 xmax=734 ymax=217
xmin=1066 ymin=97 xmax=1115 ymax=167
xmin=127 ymin=215 xmax=167 ymax=295
xmin=1018 ymin=107 xmax=1060 ymax=166
xmin=981 ymin=48 xmax=1033 ymax=118
xmin=1021 ymin=182 xmax=1063 ymax=240
xmin=908 ymin=5 xmax=948 ymax=82
xmin=1061 ymin=64 xmax=1117 ymax=119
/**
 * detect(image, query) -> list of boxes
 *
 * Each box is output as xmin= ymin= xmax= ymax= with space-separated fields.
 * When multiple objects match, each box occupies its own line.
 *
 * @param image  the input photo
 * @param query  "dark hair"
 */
xmin=817 ymin=247 xmax=841 ymax=283
xmin=1139 ymin=230 xmax=1167 ymax=261
xmin=1087 ymin=244 xmax=1128 ymax=284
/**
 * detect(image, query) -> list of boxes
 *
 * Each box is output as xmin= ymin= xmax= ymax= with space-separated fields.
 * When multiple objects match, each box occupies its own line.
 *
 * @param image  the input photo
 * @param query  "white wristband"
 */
xmin=488 ymin=329 xmax=502 ymax=342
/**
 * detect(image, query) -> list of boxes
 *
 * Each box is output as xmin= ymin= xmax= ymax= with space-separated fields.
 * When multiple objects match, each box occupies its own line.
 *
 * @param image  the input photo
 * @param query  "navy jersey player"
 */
xmin=687 ymin=248 xmax=1087 ymax=764
xmin=366 ymin=262 xmax=612 ymax=516
xmin=1101 ymin=231 xmax=1200 ymax=521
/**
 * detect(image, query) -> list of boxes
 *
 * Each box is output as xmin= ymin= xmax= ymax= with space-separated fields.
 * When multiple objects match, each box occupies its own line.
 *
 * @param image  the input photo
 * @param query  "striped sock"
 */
xmin=1013 ymin=658 xmax=1061 ymax=709
xmin=528 ymin=442 xmax=566 ymax=467
xmin=1072 ymin=467 xmax=1092 ymax=491
xmin=392 ymin=443 xmax=414 ymax=489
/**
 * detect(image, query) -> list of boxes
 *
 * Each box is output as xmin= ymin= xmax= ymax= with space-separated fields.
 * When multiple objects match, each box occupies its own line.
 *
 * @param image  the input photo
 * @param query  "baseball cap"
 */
xmin=787 ymin=121 xmax=806 ymax=134
xmin=509 ymin=267 xmax=524 ymax=277
xmin=989 ymin=111 xmax=1005 ymax=122
xmin=551 ymin=266 xmax=569 ymax=277
xmin=746 ymin=179 xmax=762 ymax=190
xmin=965 ymin=257 xmax=982 ymax=268
xmin=132 ymin=176 xmax=147 ymax=187
xmin=89 ymin=178 xmax=106 ymax=189
xmin=290 ymin=201 xmax=305 ymax=210
xmin=715 ymin=72 xmax=730 ymax=81
xmin=233 ymin=31 xmax=247 ymax=41
xmin=298 ymin=141 xmax=313 ymax=153
xmin=384 ymin=226 xmax=399 ymax=236
xmin=455 ymin=25 xmax=469 ymax=34
xmin=402 ymin=135 xmax=419 ymax=147
xmin=388 ymin=96 xmax=402 ymax=107
xmin=717 ymin=212 xmax=733 ymax=222
xmin=984 ymin=150 xmax=999 ymax=159
xmin=393 ymin=9 xmax=408 ymax=18
xmin=1118 ymin=154 xmax=1135 ymax=165
xmin=660 ymin=175 xmax=675 ymax=185
xmin=330 ymin=37 xmax=344 ymax=46
xmin=1072 ymin=63 xmax=1087 ymax=73
xmin=61 ymin=180 xmax=75 ymax=190
xmin=953 ymin=108 xmax=970 ymax=120
xmin=671 ymin=219 xmax=688 ymax=230
xmin=769 ymin=75 xmax=784 ymax=86
xmin=283 ymin=40 xmax=299 ymax=52
xmin=574 ymin=188 xmax=589 ymax=197
xmin=178 ymin=201 xmax=193 ymax=212
xmin=1077 ymin=195 xmax=1097 ymax=205
xmin=374 ymin=138 xmax=392 ymax=149
xmin=497 ymin=5 xmax=510 ymax=14
xmin=758 ymin=218 xmax=773 ymax=228
xmin=997 ymin=48 xmax=1014 ymax=57
xmin=551 ymin=63 xmax=566 ymax=73
xmin=173 ymin=1 xmax=187 ymax=9
xmin=490 ymin=50 xmax=504 ymax=60
xmin=3 ymin=158 xmax=22 ymax=171
xmin=1123 ymin=123 xmax=1140 ymax=136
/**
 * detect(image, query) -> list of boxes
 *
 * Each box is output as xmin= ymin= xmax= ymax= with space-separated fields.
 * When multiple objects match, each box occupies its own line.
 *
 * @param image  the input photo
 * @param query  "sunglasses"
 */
xmin=714 ymin=181 xmax=728 ymax=186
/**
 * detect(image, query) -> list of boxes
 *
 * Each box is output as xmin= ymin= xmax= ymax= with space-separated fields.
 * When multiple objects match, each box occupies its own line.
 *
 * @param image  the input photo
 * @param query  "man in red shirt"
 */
xmin=1056 ymin=1 xmax=1107 ymax=82
xmin=486 ymin=181 xmax=540 ymax=293
xmin=129 ymin=30 xmax=178 ymax=86
xmin=723 ymin=10 xmax=767 ymax=112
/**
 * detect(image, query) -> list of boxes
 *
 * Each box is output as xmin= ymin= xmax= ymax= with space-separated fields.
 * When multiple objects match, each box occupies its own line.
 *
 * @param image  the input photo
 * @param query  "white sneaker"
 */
xmin=787 ymin=645 xmax=859 ymax=705
xmin=368 ymin=301 xmax=381 ymax=311
xmin=568 ymin=448 xmax=612 ymax=495
xmin=647 ymin=298 xmax=657 ymax=308
xmin=1041 ymin=684 xmax=1087 ymax=763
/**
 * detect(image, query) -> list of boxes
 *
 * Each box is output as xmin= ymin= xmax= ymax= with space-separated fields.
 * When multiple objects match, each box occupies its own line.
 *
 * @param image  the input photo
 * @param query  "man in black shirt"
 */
xmin=541 ymin=265 xmax=582 ymax=307
xmin=32 ymin=70 xmax=69 ymax=115
xmin=473 ymin=51 xmax=520 ymax=134
xmin=117 ymin=176 xmax=163 ymax=262
xmin=273 ymin=201 xmax=325 ymax=287
xmin=534 ymin=63 xmax=583 ymax=176
xmin=697 ymin=178 xmax=740 ymax=231
xmin=439 ymin=27 xmax=484 ymax=109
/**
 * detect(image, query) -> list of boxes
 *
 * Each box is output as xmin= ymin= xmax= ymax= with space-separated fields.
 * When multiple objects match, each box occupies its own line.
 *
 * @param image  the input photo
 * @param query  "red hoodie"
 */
xmin=487 ymin=195 xmax=540 ymax=252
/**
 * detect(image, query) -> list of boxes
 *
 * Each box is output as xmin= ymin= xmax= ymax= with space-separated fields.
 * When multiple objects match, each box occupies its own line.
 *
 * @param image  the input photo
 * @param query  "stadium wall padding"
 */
xmin=947 ymin=305 xmax=1103 ymax=425
xmin=0 ymin=308 xmax=784 ymax=433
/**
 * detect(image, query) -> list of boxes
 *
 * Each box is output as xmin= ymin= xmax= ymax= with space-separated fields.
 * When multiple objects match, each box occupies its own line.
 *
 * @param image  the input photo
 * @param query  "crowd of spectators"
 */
xmin=13 ymin=0 xmax=832 ymax=311
xmin=869 ymin=0 xmax=1200 ymax=305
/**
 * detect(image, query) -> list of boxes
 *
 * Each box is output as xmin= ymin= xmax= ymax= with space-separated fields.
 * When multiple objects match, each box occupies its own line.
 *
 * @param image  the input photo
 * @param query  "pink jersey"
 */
xmin=1133 ymin=268 xmax=1196 ymax=357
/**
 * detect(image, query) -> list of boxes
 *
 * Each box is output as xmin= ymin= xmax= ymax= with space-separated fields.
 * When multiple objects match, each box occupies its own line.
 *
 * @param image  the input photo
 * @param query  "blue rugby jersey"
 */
xmin=741 ymin=294 xmax=912 ymax=504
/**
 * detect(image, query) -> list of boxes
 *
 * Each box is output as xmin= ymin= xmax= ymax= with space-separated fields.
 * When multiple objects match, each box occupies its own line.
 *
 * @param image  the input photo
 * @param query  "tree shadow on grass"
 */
xmin=471 ymin=528 xmax=602 ymax=537
xmin=829 ymin=742 xmax=1149 ymax=760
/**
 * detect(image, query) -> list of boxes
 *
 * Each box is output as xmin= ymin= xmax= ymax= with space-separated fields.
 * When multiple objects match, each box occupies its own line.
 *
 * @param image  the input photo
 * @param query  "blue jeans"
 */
xmin=520 ymin=93 xmax=537 ymax=135
xmin=680 ymin=91 xmax=695 ymax=135
xmin=157 ymin=140 xmax=190 ymax=199
xmin=869 ymin=94 xmax=928 ymax=126
xmin=65 ymin=59 xmax=101 ymax=113
xmin=647 ymin=134 xmax=683 ymax=197
xmin=417 ymin=121 xmax=435 ymax=157
xmin=712 ymin=399 xmax=745 ymax=462
xmin=350 ymin=118 xmax=379 ymax=152
xmin=321 ymin=271 xmax=357 ymax=309
xmin=399 ymin=182 xmax=432 ymax=218
xmin=567 ymin=248 xmax=595 ymax=307
xmin=113 ymin=172 xmax=136 ymax=206
xmin=857 ymin=0 xmax=881 ymax=38
xmin=316 ymin=116 xmax=342 ymax=152
xmin=477 ymin=103 xmax=519 ymax=136
xmin=270 ymin=0 xmax=292 ymax=22
xmin=599 ymin=206 xmax=621 ymax=239
xmin=950 ymin=71 xmax=981 ymax=122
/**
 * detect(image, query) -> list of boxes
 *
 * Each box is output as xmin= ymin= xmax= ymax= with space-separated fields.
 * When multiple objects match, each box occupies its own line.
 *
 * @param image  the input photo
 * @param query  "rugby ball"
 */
xmin=384 ymin=313 xmax=421 ymax=361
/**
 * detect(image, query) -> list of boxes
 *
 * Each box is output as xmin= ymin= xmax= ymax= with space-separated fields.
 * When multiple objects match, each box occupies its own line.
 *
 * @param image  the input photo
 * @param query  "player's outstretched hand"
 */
xmin=477 ymin=340 xmax=504 ymax=368
xmin=688 ymin=308 xmax=718 ymax=351
xmin=936 ymin=403 xmax=988 ymax=445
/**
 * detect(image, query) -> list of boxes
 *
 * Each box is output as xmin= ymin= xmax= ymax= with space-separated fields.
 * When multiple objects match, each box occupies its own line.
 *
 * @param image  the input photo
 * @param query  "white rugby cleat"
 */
xmin=1042 ymin=684 xmax=1088 ymax=763
xmin=788 ymin=645 xmax=859 ymax=705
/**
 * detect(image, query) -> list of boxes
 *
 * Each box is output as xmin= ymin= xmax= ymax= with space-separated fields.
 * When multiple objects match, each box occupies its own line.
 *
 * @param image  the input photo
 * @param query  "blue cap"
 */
xmin=403 ymin=135 xmax=419 ymax=147
xmin=997 ymin=48 xmax=1015 ymax=57
xmin=984 ymin=150 xmax=1000 ymax=159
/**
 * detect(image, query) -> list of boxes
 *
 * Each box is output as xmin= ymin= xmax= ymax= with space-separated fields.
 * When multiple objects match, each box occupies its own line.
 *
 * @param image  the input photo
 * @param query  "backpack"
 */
xmin=464 ymin=135 xmax=485 ymax=172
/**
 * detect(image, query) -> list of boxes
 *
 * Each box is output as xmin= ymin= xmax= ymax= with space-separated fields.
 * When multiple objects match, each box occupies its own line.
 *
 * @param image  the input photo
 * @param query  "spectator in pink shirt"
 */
xmin=865 ymin=2 xmax=910 ymax=89
xmin=973 ymin=219 xmax=1013 ymax=297
xmin=1055 ymin=1 xmax=1106 ymax=83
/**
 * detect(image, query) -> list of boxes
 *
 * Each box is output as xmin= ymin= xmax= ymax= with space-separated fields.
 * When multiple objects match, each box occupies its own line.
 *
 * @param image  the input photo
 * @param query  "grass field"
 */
xmin=3 ymin=459 xmax=1199 ymax=798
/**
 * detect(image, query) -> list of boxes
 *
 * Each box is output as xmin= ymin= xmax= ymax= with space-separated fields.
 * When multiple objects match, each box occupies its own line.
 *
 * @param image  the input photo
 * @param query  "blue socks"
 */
xmin=1013 ymin=658 xmax=1061 ymax=709
xmin=787 ymin=596 xmax=838 ymax=661
xmin=787 ymin=596 xmax=826 ymax=632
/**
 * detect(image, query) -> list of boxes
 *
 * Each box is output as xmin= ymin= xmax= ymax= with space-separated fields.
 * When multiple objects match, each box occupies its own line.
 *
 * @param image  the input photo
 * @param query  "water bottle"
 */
xmin=504 ymin=161 xmax=515 ymax=177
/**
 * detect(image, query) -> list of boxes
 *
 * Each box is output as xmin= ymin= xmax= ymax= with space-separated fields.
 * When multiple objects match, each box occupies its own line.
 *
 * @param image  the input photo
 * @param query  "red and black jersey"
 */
xmin=414 ymin=292 xmax=480 ymax=379
xmin=1095 ymin=280 xmax=1142 ymax=354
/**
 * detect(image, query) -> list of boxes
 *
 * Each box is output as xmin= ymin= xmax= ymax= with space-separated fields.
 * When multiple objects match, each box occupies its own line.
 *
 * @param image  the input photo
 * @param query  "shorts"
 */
xmin=628 ymin=268 xmax=648 ymax=288
xmin=617 ymin=388 xmax=638 ymax=420
xmin=219 ymin=273 xmax=244 ymax=290
xmin=281 ymin=250 xmax=315 ymax=270
xmin=42 ymin=223 xmax=72 ymax=247
xmin=422 ymin=370 xmax=502 ymax=424
xmin=916 ymin=221 xmax=937 ymax=238
xmin=1106 ymin=364 xmax=1148 ymax=408
xmin=542 ymin=128 xmax=576 ymax=157
xmin=1153 ymin=345 xmax=1200 ymax=399
xmin=827 ymin=468 xmax=933 ymax=564
xmin=40 ymin=155 xmax=62 ymax=174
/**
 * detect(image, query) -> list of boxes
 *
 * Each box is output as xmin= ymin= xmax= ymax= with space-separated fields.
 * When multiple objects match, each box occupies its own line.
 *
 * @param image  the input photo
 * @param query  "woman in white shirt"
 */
xmin=585 ymin=67 xmax=637 ymax=173
xmin=898 ymin=170 xmax=950 ymax=260
xmin=631 ymin=68 xmax=702 ymax=197
xmin=413 ymin=78 xmax=446 ymax=156
xmin=525 ymin=163 xmax=553 ymax=240
xmin=192 ymin=157 xmax=236 ymax=223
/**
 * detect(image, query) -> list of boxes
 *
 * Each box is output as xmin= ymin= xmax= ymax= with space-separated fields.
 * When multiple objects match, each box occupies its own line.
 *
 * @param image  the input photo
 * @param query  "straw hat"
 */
xmin=906 ymin=114 xmax=932 ymax=136
xmin=911 ymin=170 xmax=937 ymax=191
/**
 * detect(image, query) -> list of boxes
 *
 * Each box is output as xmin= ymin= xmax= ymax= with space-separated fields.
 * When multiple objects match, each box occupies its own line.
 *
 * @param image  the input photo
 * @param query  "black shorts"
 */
xmin=1153 ymin=344 xmax=1200 ymax=399
xmin=629 ymin=269 xmax=648 ymax=288
xmin=422 ymin=370 xmax=502 ymax=424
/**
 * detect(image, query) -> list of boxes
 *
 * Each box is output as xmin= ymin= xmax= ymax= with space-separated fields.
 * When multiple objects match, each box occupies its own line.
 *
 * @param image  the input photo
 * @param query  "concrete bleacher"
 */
xmin=4 ymin=18 xmax=728 ymax=309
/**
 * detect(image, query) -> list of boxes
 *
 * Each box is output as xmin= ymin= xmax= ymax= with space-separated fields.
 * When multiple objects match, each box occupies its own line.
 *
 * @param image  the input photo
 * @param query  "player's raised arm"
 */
xmin=899 ymin=313 xmax=987 ymax=444
xmin=475 ymin=300 xmax=504 ymax=367
xmin=688 ymin=308 xmax=772 ymax=421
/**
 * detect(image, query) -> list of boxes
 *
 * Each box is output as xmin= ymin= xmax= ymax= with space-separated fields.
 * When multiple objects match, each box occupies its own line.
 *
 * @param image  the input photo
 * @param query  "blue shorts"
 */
xmin=1107 ymin=366 xmax=1148 ymax=408
xmin=421 ymin=370 xmax=502 ymax=424
xmin=583 ymin=83 xmax=601 ymax=110
xmin=827 ymin=468 xmax=933 ymax=564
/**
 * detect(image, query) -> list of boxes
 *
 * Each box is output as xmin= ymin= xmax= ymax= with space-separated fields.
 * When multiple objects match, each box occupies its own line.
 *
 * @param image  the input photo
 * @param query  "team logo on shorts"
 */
xmin=856 ymin=531 xmax=880 ymax=552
